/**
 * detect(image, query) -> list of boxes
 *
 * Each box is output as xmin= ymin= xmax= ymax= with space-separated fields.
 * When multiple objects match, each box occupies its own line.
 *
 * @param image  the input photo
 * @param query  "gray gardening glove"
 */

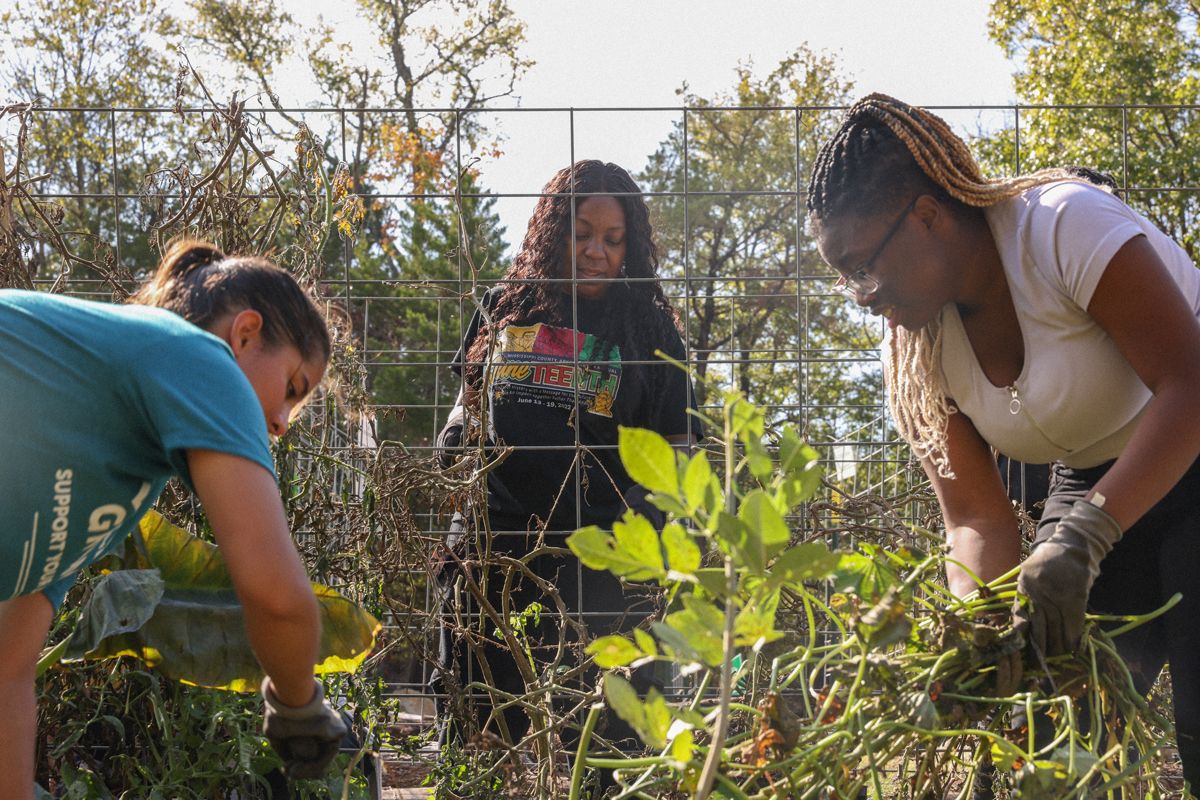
xmin=261 ymin=677 xmax=348 ymax=779
xmin=1014 ymin=499 xmax=1122 ymax=657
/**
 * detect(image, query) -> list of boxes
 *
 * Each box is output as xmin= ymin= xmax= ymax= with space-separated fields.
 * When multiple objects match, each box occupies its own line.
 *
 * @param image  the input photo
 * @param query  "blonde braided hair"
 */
xmin=807 ymin=93 xmax=1085 ymax=477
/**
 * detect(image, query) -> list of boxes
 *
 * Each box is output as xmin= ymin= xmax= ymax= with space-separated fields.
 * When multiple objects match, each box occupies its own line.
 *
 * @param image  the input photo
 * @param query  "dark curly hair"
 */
xmin=464 ymin=160 xmax=681 ymax=403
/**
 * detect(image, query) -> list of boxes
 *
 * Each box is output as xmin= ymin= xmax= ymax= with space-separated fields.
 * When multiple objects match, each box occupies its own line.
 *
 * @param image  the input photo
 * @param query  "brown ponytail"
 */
xmin=132 ymin=239 xmax=331 ymax=364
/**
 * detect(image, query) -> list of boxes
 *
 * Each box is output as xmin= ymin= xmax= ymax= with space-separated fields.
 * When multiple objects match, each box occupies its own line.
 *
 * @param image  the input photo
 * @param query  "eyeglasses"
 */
xmin=833 ymin=197 xmax=917 ymax=300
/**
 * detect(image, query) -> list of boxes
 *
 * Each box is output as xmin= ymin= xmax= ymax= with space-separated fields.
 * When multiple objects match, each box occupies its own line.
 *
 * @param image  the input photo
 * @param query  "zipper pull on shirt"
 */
xmin=1007 ymin=384 xmax=1022 ymax=415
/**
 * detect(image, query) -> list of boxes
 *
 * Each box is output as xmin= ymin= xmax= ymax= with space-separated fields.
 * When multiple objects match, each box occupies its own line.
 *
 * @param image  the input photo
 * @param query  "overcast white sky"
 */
xmin=506 ymin=0 xmax=1015 ymax=108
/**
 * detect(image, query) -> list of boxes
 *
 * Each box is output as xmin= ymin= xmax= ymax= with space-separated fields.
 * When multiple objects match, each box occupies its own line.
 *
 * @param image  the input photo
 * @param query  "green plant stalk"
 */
xmin=1101 ymin=592 xmax=1181 ymax=638
xmin=35 ymin=637 xmax=69 ymax=677
xmin=694 ymin=404 xmax=741 ymax=800
xmin=710 ymin=771 xmax=752 ymax=800
xmin=587 ymin=757 xmax=673 ymax=769
xmin=568 ymin=702 xmax=604 ymax=800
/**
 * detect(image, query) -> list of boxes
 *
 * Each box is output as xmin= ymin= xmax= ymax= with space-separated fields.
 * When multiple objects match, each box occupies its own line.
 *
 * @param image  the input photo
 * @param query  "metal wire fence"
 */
xmin=6 ymin=100 xmax=1197 ymax=788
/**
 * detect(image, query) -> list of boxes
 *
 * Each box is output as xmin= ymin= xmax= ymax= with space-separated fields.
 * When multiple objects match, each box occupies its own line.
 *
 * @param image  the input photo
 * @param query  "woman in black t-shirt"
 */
xmin=436 ymin=159 xmax=701 ymax=748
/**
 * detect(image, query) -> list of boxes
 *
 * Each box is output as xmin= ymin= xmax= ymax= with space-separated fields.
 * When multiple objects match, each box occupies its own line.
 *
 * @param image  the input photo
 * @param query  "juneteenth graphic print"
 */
xmin=488 ymin=323 xmax=621 ymax=417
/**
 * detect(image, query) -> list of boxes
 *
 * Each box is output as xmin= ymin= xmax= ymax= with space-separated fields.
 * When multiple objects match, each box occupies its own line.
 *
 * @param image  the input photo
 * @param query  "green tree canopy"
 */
xmin=1 ymin=0 xmax=183 ymax=287
xmin=638 ymin=49 xmax=884 ymax=448
xmin=983 ymin=0 xmax=1200 ymax=255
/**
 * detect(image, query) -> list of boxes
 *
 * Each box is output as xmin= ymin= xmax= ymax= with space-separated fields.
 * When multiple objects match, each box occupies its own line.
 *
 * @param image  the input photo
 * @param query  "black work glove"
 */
xmin=261 ymin=677 xmax=348 ymax=779
xmin=1014 ymin=500 xmax=1122 ymax=657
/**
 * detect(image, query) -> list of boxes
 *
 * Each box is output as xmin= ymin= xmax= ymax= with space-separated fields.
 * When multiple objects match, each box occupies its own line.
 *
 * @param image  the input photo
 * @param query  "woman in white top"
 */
xmin=806 ymin=93 xmax=1200 ymax=791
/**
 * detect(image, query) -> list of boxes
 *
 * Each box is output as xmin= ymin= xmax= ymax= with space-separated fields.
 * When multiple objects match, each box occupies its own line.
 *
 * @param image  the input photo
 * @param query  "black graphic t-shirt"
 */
xmin=454 ymin=288 xmax=701 ymax=534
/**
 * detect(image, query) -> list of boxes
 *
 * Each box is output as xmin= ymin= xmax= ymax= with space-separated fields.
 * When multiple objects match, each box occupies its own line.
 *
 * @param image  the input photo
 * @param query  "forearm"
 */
xmin=244 ymin=589 xmax=321 ymax=707
xmin=0 ymin=593 xmax=54 ymax=800
xmin=188 ymin=450 xmax=323 ymax=708
xmin=1091 ymin=386 xmax=1200 ymax=530
xmin=944 ymin=520 xmax=1022 ymax=598
xmin=0 ymin=678 xmax=36 ymax=800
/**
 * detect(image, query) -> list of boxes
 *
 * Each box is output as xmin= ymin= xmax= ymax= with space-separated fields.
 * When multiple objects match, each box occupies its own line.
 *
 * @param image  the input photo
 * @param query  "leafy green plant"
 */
xmin=566 ymin=385 xmax=1181 ymax=800
xmin=38 ymin=510 xmax=380 ymax=689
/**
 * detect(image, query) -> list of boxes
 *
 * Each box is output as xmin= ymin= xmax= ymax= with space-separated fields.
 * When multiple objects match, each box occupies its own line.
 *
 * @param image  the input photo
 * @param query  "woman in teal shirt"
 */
xmin=0 ymin=240 xmax=345 ymax=796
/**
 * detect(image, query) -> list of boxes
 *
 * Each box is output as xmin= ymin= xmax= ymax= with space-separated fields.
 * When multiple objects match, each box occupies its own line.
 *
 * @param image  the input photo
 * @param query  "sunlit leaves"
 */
xmin=734 ymin=588 xmax=783 ymax=652
xmin=776 ymin=426 xmax=822 ymax=510
xmin=587 ymin=635 xmax=643 ymax=668
xmin=663 ymin=595 xmax=726 ymax=667
xmin=738 ymin=490 xmax=790 ymax=570
xmin=57 ymin=511 xmax=380 ymax=691
xmin=682 ymin=450 xmax=722 ymax=516
xmin=662 ymin=522 xmax=701 ymax=576
xmin=832 ymin=547 xmax=898 ymax=602
xmin=569 ymin=519 xmax=665 ymax=583
xmin=604 ymin=674 xmax=672 ymax=750
xmin=619 ymin=426 xmax=680 ymax=496
xmin=768 ymin=543 xmax=842 ymax=587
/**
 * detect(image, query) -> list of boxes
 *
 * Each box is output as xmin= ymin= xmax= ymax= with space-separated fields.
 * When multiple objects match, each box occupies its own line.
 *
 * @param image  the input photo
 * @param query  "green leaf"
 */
xmin=602 ymin=675 xmax=669 ymax=749
xmin=643 ymin=689 xmax=672 ymax=749
xmin=682 ymin=451 xmax=714 ymax=514
xmin=649 ymin=492 xmax=690 ymax=519
xmin=734 ymin=590 xmax=783 ymax=651
xmin=777 ymin=427 xmax=823 ymax=508
xmin=613 ymin=513 xmax=666 ymax=580
xmin=739 ymin=489 xmax=790 ymax=564
xmin=665 ymin=595 xmax=726 ymax=666
xmin=633 ymin=627 xmax=658 ymax=658
xmin=768 ymin=542 xmax=842 ymax=586
xmin=620 ymin=426 xmax=680 ymax=496
xmin=651 ymin=621 xmax=702 ymax=665
xmin=831 ymin=551 xmax=896 ymax=602
xmin=587 ymin=635 xmax=642 ymax=668
xmin=729 ymin=395 xmax=764 ymax=439
xmin=744 ymin=435 xmax=774 ymax=482
xmin=35 ymin=637 xmax=70 ymax=677
xmin=62 ymin=510 xmax=381 ymax=691
xmin=670 ymin=728 xmax=695 ymax=764
xmin=63 ymin=569 xmax=164 ymax=659
xmin=662 ymin=522 xmax=701 ymax=576
xmin=695 ymin=568 xmax=731 ymax=599
xmin=777 ymin=425 xmax=814 ymax=475
xmin=603 ymin=673 xmax=645 ymax=732
xmin=900 ymin=690 xmax=939 ymax=731
xmin=714 ymin=510 xmax=746 ymax=561
xmin=568 ymin=523 xmax=664 ymax=582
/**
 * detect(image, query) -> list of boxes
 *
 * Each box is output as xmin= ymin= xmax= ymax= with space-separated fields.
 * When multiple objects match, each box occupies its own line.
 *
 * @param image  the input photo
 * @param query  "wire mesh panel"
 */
xmin=5 ymin=100 xmax=1196 ymax=793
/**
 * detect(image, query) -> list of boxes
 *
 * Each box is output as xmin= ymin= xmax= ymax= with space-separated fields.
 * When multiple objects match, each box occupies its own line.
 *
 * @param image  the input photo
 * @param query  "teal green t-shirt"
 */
xmin=1 ymin=290 xmax=275 ymax=608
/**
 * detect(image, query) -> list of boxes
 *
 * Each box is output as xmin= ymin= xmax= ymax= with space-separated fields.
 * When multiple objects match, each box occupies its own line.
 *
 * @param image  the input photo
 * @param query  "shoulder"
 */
xmin=1025 ymin=179 xmax=1121 ymax=210
xmin=1 ymin=292 xmax=217 ymax=358
xmin=1012 ymin=181 xmax=1147 ymax=307
xmin=1016 ymin=180 xmax=1132 ymax=232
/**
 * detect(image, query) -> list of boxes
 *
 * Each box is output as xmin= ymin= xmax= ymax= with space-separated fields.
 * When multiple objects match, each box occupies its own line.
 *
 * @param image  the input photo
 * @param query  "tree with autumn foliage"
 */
xmin=186 ymin=0 xmax=528 ymax=444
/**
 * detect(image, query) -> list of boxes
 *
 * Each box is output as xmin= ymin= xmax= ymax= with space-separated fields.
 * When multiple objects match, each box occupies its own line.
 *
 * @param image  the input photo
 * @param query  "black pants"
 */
xmin=434 ymin=515 xmax=661 ymax=754
xmin=1041 ymin=457 xmax=1200 ymax=790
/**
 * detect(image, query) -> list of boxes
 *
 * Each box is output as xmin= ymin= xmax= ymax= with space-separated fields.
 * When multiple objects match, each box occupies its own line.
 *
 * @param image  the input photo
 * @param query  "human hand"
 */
xmin=261 ymin=677 xmax=348 ymax=779
xmin=435 ymin=422 xmax=464 ymax=469
xmin=1014 ymin=500 xmax=1122 ymax=657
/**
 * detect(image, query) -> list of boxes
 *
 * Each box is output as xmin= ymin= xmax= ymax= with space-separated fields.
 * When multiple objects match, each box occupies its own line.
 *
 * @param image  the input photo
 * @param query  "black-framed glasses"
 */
xmin=833 ymin=197 xmax=917 ymax=300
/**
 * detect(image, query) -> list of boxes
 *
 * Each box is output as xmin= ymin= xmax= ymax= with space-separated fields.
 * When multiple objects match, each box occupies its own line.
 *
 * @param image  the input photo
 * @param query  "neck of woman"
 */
xmin=952 ymin=210 xmax=1006 ymax=317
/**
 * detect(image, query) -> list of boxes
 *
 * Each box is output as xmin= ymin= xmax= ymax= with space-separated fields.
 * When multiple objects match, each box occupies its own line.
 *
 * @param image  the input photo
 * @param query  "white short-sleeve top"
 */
xmin=938 ymin=180 xmax=1200 ymax=468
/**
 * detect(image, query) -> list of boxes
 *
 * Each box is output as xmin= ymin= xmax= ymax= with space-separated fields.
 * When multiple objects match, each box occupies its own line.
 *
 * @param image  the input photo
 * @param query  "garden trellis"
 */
xmin=3 ymin=97 xmax=1194 ymax=797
